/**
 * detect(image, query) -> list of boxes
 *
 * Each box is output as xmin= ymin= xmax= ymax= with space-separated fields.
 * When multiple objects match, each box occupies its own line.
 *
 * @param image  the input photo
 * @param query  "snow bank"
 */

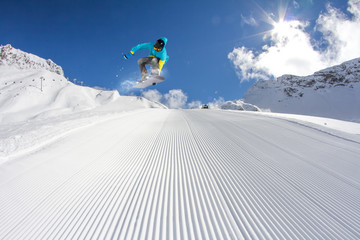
xmin=249 ymin=111 xmax=360 ymax=135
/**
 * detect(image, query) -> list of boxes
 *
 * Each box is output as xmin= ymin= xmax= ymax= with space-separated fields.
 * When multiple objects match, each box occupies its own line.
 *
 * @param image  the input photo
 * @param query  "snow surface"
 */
xmin=1 ymin=45 xmax=360 ymax=239
xmin=1 ymin=109 xmax=360 ymax=239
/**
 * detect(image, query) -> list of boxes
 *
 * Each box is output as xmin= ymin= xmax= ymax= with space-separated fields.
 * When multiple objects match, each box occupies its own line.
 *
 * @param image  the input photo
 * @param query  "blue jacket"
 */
xmin=130 ymin=37 xmax=169 ymax=72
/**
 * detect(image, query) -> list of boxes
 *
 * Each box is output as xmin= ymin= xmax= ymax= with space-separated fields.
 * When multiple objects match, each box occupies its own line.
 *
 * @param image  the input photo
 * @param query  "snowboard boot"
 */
xmin=150 ymin=68 xmax=160 ymax=78
xmin=140 ymin=74 xmax=149 ymax=82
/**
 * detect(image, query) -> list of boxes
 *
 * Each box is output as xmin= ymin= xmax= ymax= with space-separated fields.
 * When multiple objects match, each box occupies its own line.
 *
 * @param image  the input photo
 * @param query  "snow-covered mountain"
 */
xmin=0 ymin=45 xmax=165 ymax=123
xmin=219 ymin=99 xmax=260 ymax=111
xmin=0 ymin=44 xmax=64 ymax=76
xmin=243 ymin=58 xmax=360 ymax=122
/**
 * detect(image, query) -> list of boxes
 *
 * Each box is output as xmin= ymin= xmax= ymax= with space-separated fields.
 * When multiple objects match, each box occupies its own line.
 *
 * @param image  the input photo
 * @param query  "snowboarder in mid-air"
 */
xmin=123 ymin=37 xmax=169 ymax=84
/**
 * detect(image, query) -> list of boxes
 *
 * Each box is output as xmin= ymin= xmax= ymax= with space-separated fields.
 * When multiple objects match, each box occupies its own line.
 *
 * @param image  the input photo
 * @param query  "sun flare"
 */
xmin=272 ymin=20 xmax=289 ymax=36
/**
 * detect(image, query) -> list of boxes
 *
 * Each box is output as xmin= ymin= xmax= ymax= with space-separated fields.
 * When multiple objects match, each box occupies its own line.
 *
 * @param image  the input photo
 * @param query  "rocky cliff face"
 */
xmin=0 ymin=44 xmax=64 ymax=76
xmin=276 ymin=58 xmax=360 ymax=97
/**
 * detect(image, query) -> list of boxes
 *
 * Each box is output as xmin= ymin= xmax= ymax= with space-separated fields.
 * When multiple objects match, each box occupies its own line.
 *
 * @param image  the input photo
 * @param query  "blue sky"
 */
xmin=2 ymin=0 xmax=359 ymax=108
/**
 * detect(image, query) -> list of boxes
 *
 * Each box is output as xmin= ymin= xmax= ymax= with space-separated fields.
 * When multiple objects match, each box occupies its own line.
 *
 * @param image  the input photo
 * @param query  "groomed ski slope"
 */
xmin=0 ymin=109 xmax=360 ymax=239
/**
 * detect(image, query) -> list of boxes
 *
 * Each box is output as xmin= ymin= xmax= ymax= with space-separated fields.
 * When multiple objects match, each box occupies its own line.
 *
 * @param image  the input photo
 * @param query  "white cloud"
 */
xmin=164 ymin=89 xmax=188 ymax=109
xmin=229 ymin=0 xmax=360 ymax=82
xmin=241 ymin=14 xmax=258 ymax=26
xmin=141 ymin=89 xmax=189 ymax=109
xmin=188 ymin=101 xmax=202 ymax=109
xmin=316 ymin=0 xmax=360 ymax=63
xmin=293 ymin=0 xmax=300 ymax=9
xmin=208 ymin=97 xmax=225 ymax=109
xmin=348 ymin=0 xmax=360 ymax=18
xmin=117 ymin=72 xmax=138 ymax=94
xmin=118 ymin=79 xmax=137 ymax=94
xmin=142 ymin=89 xmax=162 ymax=103
xmin=228 ymin=46 xmax=273 ymax=80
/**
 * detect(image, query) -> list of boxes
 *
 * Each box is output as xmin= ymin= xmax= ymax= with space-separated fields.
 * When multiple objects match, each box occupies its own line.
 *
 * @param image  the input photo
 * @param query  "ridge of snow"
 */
xmin=0 ymin=67 xmax=119 ymax=123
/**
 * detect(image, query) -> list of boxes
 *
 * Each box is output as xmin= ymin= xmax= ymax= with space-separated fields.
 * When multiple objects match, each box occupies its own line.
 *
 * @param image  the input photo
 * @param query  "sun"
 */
xmin=236 ymin=1 xmax=298 ymax=42
xmin=272 ymin=20 xmax=289 ymax=36
xmin=273 ymin=20 xmax=286 ymax=31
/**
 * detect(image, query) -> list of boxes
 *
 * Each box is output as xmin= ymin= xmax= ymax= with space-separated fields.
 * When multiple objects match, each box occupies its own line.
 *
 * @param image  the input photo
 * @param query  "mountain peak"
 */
xmin=0 ymin=44 xmax=64 ymax=76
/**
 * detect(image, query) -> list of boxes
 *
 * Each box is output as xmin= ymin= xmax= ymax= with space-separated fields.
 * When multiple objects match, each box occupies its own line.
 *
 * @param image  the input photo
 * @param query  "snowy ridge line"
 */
xmin=260 ymin=113 xmax=360 ymax=145
xmin=221 ymin=109 xmax=360 ymax=136
xmin=0 ymin=109 xmax=359 ymax=239
xmin=281 ymin=118 xmax=360 ymax=145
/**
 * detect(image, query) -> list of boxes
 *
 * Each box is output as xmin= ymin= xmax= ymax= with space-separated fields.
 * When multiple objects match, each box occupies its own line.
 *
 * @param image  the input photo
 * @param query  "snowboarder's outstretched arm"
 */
xmin=123 ymin=52 xmax=132 ymax=59
xmin=123 ymin=42 xmax=154 ymax=60
xmin=131 ymin=42 xmax=154 ymax=53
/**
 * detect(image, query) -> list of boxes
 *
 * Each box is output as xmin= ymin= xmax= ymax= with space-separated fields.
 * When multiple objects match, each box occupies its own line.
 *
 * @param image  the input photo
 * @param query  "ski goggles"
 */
xmin=154 ymin=47 xmax=162 ymax=52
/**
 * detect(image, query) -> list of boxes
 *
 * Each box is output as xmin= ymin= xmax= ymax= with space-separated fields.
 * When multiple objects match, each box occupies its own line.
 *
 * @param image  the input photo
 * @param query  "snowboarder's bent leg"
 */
xmin=149 ymin=57 xmax=160 ymax=76
xmin=138 ymin=57 xmax=151 ymax=80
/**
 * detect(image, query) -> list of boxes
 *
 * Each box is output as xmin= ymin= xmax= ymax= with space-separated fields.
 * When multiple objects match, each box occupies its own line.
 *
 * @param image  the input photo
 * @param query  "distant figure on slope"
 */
xmin=123 ymin=37 xmax=169 ymax=82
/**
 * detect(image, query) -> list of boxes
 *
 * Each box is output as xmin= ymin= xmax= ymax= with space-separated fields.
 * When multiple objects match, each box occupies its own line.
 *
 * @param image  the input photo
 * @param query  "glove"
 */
xmin=123 ymin=51 xmax=133 ymax=60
